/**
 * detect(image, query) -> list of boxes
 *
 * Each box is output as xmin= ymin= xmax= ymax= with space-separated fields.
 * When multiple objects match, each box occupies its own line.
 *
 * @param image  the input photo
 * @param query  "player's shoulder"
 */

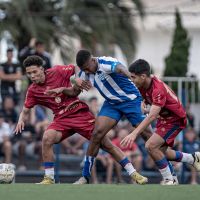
xmin=152 ymin=76 xmax=165 ymax=89
xmin=98 ymin=56 xmax=118 ymax=63
xmin=47 ymin=64 xmax=75 ymax=74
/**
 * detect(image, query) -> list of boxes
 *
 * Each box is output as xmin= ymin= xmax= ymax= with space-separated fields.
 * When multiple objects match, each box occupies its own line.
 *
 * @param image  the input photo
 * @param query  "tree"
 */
xmin=164 ymin=9 xmax=190 ymax=77
xmin=0 ymin=0 xmax=144 ymax=63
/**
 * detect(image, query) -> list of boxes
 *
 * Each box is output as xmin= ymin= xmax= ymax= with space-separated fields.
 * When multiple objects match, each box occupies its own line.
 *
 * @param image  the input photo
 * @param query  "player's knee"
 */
xmin=92 ymin=129 xmax=105 ymax=143
xmin=145 ymin=141 xmax=156 ymax=153
xmin=43 ymin=131 xmax=55 ymax=146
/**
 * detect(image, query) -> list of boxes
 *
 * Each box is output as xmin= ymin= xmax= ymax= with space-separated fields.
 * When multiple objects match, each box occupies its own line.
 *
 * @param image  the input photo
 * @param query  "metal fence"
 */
xmin=162 ymin=77 xmax=200 ymax=105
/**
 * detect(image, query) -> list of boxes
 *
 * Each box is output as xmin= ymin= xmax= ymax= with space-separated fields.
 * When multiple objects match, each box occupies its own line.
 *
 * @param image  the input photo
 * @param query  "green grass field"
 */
xmin=0 ymin=184 xmax=199 ymax=200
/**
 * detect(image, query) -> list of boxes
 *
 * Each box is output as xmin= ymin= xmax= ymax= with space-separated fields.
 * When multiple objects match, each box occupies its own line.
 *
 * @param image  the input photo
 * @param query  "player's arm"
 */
xmin=15 ymin=106 xmax=31 ymax=134
xmin=121 ymin=105 xmax=161 ymax=147
xmin=115 ymin=64 xmax=132 ymax=79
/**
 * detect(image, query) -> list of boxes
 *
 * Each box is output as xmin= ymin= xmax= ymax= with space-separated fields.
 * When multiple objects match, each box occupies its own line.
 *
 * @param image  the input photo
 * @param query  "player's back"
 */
xmin=79 ymin=56 xmax=141 ymax=104
xmin=141 ymin=76 xmax=186 ymax=119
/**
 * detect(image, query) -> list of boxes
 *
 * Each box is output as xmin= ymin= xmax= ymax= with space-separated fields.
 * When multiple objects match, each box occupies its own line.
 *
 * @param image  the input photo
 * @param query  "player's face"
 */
xmin=130 ymin=73 xmax=144 ymax=88
xmin=81 ymin=57 xmax=97 ymax=74
xmin=26 ymin=65 xmax=45 ymax=84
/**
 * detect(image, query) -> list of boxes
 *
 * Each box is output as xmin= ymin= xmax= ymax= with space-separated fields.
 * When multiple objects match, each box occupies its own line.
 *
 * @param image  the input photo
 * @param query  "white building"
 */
xmin=132 ymin=0 xmax=200 ymax=79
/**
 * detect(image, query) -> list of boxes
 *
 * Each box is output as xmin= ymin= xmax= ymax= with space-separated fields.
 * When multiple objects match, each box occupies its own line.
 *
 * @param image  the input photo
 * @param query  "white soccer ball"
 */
xmin=0 ymin=163 xmax=15 ymax=184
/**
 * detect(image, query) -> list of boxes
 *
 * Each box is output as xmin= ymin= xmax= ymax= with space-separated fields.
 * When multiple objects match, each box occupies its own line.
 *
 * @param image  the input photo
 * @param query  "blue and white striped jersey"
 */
xmin=79 ymin=56 xmax=141 ymax=104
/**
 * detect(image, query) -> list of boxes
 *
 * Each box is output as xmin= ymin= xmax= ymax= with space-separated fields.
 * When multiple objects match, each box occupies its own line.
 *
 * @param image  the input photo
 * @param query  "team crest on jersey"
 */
xmin=55 ymin=96 xmax=61 ymax=103
xmin=97 ymin=71 xmax=106 ymax=81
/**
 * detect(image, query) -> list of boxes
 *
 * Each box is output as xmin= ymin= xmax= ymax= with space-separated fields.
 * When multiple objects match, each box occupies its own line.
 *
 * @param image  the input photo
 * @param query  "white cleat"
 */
xmin=161 ymin=179 xmax=176 ymax=185
xmin=193 ymin=152 xmax=200 ymax=171
xmin=73 ymin=177 xmax=89 ymax=185
xmin=172 ymin=175 xmax=179 ymax=185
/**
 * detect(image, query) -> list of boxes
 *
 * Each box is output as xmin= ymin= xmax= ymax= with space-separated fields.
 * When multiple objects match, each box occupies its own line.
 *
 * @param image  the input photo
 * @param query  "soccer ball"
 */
xmin=0 ymin=163 xmax=15 ymax=184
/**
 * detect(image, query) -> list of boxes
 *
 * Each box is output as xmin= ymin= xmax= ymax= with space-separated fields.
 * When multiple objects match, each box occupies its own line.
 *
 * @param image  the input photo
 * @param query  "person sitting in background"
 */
xmin=0 ymin=48 xmax=22 ymax=105
xmin=0 ymin=112 xmax=12 ymax=163
xmin=19 ymin=38 xmax=52 ymax=71
xmin=0 ymin=96 xmax=18 ymax=130
xmin=184 ymin=128 xmax=200 ymax=184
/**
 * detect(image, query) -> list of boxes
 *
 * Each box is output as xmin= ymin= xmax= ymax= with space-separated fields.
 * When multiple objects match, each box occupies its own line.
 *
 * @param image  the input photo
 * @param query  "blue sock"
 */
xmin=82 ymin=156 xmax=95 ymax=178
xmin=167 ymin=161 xmax=176 ymax=176
xmin=43 ymin=162 xmax=54 ymax=168
xmin=119 ymin=157 xmax=130 ymax=168
xmin=155 ymin=157 xmax=168 ymax=169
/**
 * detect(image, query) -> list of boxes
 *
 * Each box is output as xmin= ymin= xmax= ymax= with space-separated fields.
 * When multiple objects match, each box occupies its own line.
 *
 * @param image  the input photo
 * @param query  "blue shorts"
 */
xmin=98 ymin=98 xmax=145 ymax=126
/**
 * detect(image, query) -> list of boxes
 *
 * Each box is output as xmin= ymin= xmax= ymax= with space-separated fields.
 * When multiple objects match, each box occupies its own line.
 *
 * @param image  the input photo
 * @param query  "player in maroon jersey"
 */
xmin=121 ymin=59 xmax=200 ymax=185
xmin=15 ymin=55 xmax=147 ymax=184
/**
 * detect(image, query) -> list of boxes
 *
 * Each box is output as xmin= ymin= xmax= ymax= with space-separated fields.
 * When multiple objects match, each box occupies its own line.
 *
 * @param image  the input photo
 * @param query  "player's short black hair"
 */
xmin=129 ymin=59 xmax=151 ymax=76
xmin=76 ymin=49 xmax=91 ymax=68
xmin=35 ymin=40 xmax=44 ymax=46
xmin=23 ymin=55 xmax=44 ymax=68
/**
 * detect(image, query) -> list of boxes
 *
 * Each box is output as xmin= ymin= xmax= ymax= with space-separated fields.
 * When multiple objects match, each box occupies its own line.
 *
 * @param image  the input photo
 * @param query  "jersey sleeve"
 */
xmin=24 ymin=88 xmax=37 ymax=109
xmin=98 ymin=57 xmax=121 ymax=74
xmin=152 ymin=88 xmax=166 ymax=107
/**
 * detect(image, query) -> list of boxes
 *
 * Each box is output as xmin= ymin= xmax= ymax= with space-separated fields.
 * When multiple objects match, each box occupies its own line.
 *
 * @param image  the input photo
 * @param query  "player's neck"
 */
xmin=144 ymin=77 xmax=152 ymax=89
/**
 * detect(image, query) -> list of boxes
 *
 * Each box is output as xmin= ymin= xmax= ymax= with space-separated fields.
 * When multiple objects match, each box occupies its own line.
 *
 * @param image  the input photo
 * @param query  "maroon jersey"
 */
xmin=139 ymin=76 xmax=186 ymax=120
xmin=24 ymin=65 xmax=86 ymax=116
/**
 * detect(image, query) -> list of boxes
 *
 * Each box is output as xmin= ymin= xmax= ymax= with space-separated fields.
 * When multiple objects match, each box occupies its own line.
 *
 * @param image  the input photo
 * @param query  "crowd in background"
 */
xmin=0 ymin=38 xmax=199 ymax=184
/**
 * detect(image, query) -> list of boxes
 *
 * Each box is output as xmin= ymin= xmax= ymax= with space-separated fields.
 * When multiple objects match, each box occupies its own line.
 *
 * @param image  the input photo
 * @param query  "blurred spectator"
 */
xmin=0 ymin=112 xmax=12 ymax=163
xmin=186 ymin=104 xmax=195 ymax=129
xmin=19 ymin=38 xmax=52 ymax=71
xmin=184 ymin=128 xmax=200 ymax=184
xmin=13 ymin=111 xmax=43 ymax=171
xmin=0 ymin=96 xmax=18 ymax=130
xmin=0 ymin=48 xmax=22 ymax=105
xmin=61 ymin=134 xmax=86 ymax=155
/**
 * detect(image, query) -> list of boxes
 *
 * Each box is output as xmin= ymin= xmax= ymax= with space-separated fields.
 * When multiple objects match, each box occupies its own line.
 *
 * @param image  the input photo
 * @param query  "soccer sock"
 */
xmin=172 ymin=151 xmax=194 ymax=164
xmin=119 ymin=157 xmax=136 ymax=176
xmin=82 ymin=156 xmax=95 ymax=179
xmin=155 ymin=157 xmax=173 ymax=180
xmin=44 ymin=162 xmax=54 ymax=179
xmin=167 ymin=161 xmax=176 ymax=176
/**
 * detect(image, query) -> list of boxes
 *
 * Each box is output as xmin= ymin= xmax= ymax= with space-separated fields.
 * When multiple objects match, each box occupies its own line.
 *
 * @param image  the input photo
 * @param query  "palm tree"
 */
xmin=62 ymin=0 xmax=144 ymax=62
xmin=0 ymin=0 xmax=144 ymax=63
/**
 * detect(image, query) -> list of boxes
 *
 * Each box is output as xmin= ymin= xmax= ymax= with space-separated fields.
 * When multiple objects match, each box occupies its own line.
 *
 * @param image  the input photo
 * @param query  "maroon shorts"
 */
xmin=46 ymin=107 xmax=95 ymax=142
xmin=155 ymin=117 xmax=187 ymax=147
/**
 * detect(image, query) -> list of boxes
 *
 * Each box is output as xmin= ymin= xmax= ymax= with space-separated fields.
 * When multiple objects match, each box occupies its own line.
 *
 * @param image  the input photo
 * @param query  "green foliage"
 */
xmin=0 ymin=0 xmax=144 ymax=63
xmin=164 ymin=9 xmax=190 ymax=77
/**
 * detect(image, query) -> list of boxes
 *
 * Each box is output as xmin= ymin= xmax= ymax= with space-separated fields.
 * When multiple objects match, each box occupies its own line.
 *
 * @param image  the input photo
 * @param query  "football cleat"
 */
xmin=161 ymin=179 xmax=176 ymax=185
xmin=131 ymin=171 xmax=148 ymax=185
xmin=73 ymin=176 xmax=89 ymax=185
xmin=36 ymin=176 xmax=55 ymax=184
xmin=160 ymin=176 xmax=178 ymax=185
xmin=192 ymin=152 xmax=200 ymax=171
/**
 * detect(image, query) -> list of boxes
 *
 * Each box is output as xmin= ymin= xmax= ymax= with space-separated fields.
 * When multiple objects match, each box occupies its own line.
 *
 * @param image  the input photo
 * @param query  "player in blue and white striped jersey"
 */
xmin=74 ymin=49 xmax=151 ymax=184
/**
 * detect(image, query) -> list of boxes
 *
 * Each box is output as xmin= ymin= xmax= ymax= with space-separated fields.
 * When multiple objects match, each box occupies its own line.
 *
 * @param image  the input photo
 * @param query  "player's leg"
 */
xmin=37 ymin=128 xmax=65 ymax=184
xmin=100 ymin=136 xmax=148 ymax=184
xmin=73 ymin=104 xmax=147 ymax=184
xmin=165 ymin=147 xmax=200 ymax=172
xmin=145 ymin=133 xmax=175 ymax=184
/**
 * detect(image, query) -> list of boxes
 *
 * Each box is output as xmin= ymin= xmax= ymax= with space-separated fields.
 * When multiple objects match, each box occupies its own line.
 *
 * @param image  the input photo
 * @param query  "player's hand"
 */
xmin=45 ymin=87 xmax=65 ymax=96
xmin=14 ymin=121 xmax=25 ymax=135
xmin=72 ymin=78 xmax=92 ymax=91
xmin=120 ymin=132 xmax=137 ymax=148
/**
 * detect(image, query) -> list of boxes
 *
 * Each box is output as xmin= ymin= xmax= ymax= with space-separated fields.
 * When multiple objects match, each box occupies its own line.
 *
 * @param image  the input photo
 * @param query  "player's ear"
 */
xmin=141 ymin=74 xmax=146 ymax=80
xmin=40 ymin=66 xmax=44 ymax=72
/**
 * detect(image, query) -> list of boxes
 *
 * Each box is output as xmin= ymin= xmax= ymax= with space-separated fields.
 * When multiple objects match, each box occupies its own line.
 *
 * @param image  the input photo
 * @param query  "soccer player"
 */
xmin=73 ymin=50 xmax=151 ymax=184
xmin=121 ymin=59 xmax=200 ymax=185
xmin=15 ymin=55 xmax=147 ymax=184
